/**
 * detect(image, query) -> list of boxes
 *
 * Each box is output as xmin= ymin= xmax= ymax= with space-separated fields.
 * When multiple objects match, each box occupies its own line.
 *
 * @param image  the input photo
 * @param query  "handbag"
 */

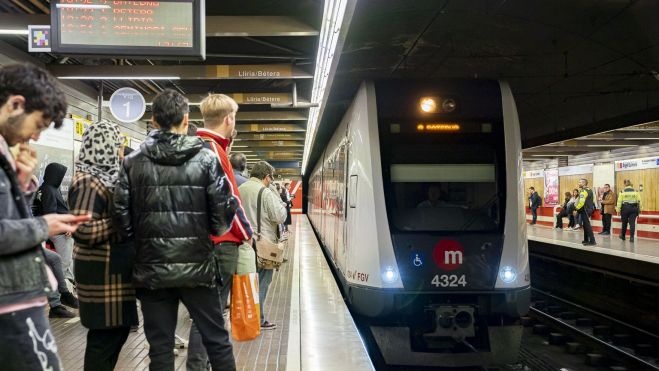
xmin=255 ymin=187 xmax=285 ymax=270
xmin=230 ymin=272 xmax=260 ymax=341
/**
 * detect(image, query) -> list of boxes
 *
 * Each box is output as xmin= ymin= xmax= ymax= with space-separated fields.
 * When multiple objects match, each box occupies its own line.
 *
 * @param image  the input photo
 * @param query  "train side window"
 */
xmin=349 ymin=175 xmax=358 ymax=208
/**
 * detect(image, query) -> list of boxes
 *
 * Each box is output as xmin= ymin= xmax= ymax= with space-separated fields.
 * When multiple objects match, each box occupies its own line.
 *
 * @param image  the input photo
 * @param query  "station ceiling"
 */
xmin=0 ymin=0 xmax=322 ymax=177
xmin=306 ymin=0 xmax=659 ymax=173
xmin=1 ymin=0 xmax=658 ymax=178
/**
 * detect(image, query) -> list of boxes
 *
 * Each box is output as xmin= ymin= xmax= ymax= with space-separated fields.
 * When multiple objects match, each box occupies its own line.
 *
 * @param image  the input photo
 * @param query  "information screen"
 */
xmin=51 ymin=0 xmax=204 ymax=59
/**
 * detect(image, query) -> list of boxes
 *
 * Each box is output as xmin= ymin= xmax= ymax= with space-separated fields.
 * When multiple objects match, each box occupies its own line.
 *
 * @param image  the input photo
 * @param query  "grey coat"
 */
xmin=0 ymin=153 xmax=52 ymax=305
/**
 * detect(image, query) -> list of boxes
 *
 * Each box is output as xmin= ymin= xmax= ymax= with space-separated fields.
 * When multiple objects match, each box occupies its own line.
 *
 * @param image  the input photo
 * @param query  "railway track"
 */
xmin=525 ymin=288 xmax=659 ymax=370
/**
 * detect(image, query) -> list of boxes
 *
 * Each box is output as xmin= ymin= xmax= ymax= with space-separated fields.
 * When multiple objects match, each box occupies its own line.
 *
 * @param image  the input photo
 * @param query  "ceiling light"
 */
xmin=55 ymin=4 xmax=111 ymax=9
xmin=58 ymin=76 xmax=180 ymax=80
xmin=0 ymin=29 xmax=29 ymax=35
xmin=585 ymin=144 xmax=635 ymax=147
xmin=301 ymin=0 xmax=353 ymax=175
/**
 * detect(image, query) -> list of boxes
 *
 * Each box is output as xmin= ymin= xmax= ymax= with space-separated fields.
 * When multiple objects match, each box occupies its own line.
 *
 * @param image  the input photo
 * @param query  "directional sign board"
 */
xmin=109 ymin=88 xmax=146 ymax=123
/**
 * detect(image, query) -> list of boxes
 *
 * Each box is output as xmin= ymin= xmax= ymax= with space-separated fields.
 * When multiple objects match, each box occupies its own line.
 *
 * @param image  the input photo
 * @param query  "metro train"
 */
xmin=308 ymin=80 xmax=530 ymax=367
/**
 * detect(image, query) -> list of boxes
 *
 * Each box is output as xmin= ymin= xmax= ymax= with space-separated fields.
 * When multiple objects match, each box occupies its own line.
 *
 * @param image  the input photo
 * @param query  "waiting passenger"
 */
xmin=0 ymin=63 xmax=89 ymax=371
xmin=599 ymin=183 xmax=616 ymax=235
xmin=574 ymin=179 xmax=596 ymax=245
xmin=187 ymin=95 xmax=253 ymax=371
xmin=114 ymin=89 xmax=238 ymax=370
xmin=68 ymin=121 xmax=137 ymax=371
xmin=616 ymin=179 xmax=642 ymax=243
xmin=230 ymin=152 xmax=248 ymax=187
xmin=528 ymin=186 xmax=541 ymax=225
xmin=565 ymin=189 xmax=581 ymax=230
xmin=282 ymin=182 xmax=293 ymax=232
xmin=34 ymin=162 xmax=75 ymax=282
xmin=239 ymin=161 xmax=287 ymax=331
xmin=555 ymin=191 xmax=573 ymax=229
xmin=197 ymin=94 xmax=253 ymax=307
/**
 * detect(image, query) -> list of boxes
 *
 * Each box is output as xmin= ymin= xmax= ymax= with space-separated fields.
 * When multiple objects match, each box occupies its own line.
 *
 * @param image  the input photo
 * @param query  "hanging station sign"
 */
xmin=109 ymin=87 xmax=146 ymax=123
xmin=558 ymin=164 xmax=593 ymax=176
xmin=615 ymin=156 xmax=659 ymax=171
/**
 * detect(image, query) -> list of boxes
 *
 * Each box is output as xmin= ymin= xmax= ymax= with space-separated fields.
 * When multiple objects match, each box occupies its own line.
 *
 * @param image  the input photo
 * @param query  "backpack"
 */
xmin=31 ymin=188 xmax=44 ymax=217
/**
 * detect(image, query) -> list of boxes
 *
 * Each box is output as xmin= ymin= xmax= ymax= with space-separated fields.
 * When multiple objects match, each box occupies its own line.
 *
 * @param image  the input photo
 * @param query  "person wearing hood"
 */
xmin=68 ymin=121 xmax=138 ymax=370
xmin=37 ymin=162 xmax=76 ymax=283
xmin=114 ymin=89 xmax=238 ymax=370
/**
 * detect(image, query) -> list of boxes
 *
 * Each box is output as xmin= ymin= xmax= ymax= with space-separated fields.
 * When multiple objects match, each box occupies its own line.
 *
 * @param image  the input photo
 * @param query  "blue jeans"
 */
xmin=0 ymin=305 xmax=62 ymax=370
xmin=258 ymin=268 xmax=274 ymax=324
xmin=42 ymin=247 xmax=68 ymax=308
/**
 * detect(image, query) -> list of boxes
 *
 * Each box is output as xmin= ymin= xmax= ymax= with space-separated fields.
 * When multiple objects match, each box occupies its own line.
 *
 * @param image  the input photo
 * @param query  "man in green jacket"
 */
xmin=616 ymin=179 xmax=642 ymax=242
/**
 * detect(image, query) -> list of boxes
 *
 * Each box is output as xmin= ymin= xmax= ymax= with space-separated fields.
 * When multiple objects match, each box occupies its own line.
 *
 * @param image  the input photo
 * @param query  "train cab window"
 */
xmin=388 ymin=163 xmax=499 ymax=232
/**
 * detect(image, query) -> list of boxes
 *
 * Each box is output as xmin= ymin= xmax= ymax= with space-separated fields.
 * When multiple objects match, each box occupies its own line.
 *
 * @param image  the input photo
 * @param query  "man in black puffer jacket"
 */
xmin=114 ymin=89 xmax=238 ymax=371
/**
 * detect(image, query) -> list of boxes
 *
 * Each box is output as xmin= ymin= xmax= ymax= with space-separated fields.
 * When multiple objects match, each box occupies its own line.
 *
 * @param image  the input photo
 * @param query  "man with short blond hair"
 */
xmin=199 ymin=94 xmax=238 ymax=123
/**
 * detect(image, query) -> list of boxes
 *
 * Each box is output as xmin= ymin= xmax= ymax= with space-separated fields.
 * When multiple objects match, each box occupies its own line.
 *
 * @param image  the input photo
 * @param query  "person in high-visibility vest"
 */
xmin=574 ymin=178 xmax=596 ymax=246
xmin=616 ymin=179 xmax=642 ymax=242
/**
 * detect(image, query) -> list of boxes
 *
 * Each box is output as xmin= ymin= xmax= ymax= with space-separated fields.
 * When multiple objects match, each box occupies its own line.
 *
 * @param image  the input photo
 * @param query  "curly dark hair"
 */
xmin=0 ymin=63 xmax=67 ymax=128
xmin=152 ymin=89 xmax=189 ymax=131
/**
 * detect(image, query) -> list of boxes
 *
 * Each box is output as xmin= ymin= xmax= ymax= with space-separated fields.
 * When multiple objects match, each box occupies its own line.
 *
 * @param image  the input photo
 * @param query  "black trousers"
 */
xmin=0 ymin=306 xmax=61 ymax=371
xmin=579 ymin=210 xmax=595 ymax=243
xmin=555 ymin=210 xmax=568 ymax=228
xmin=620 ymin=205 xmax=639 ymax=238
xmin=84 ymin=327 xmax=130 ymax=371
xmin=531 ymin=208 xmax=538 ymax=224
xmin=602 ymin=213 xmax=612 ymax=233
xmin=137 ymin=286 xmax=236 ymax=371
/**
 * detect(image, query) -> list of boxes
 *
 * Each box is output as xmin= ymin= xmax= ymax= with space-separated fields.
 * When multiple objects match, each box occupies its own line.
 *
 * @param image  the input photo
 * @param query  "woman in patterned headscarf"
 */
xmin=68 ymin=121 xmax=137 ymax=370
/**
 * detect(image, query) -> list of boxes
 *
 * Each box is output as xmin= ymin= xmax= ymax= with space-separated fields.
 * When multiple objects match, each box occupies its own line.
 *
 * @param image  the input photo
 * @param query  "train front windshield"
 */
xmin=381 ymin=125 xmax=505 ymax=233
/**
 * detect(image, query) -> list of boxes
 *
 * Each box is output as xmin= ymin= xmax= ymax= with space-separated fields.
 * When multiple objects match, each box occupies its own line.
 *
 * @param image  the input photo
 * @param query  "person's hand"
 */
xmin=15 ymin=143 xmax=37 ymax=190
xmin=42 ymin=214 xmax=91 ymax=237
xmin=572 ymin=210 xmax=577 ymax=216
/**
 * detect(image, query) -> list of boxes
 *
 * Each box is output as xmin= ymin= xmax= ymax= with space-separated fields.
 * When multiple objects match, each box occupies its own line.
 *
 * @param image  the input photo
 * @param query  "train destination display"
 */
xmin=51 ymin=0 xmax=205 ymax=59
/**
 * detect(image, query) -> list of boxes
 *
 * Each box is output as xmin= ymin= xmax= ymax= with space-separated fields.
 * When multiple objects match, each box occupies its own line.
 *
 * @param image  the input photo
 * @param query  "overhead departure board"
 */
xmin=51 ymin=0 xmax=205 ymax=59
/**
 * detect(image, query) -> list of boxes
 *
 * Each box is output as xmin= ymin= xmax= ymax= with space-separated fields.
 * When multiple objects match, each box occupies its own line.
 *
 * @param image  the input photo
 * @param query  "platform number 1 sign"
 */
xmin=109 ymin=87 xmax=146 ymax=123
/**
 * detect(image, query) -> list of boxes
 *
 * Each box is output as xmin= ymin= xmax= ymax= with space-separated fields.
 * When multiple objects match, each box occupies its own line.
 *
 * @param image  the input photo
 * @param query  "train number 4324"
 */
xmin=431 ymin=274 xmax=467 ymax=287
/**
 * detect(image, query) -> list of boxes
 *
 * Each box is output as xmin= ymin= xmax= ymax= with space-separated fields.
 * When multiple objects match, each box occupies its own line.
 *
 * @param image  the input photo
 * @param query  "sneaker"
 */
xmin=583 ymin=241 xmax=596 ymax=246
xmin=261 ymin=321 xmax=277 ymax=330
xmin=60 ymin=292 xmax=79 ymax=309
xmin=599 ymin=231 xmax=610 ymax=236
xmin=619 ymin=235 xmax=625 ymax=241
xmin=49 ymin=305 xmax=76 ymax=318
xmin=630 ymin=237 xmax=634 ymax=243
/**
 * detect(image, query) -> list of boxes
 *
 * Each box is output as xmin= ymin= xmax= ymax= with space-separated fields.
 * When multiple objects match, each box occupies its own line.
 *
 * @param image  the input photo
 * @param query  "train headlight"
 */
xmin=419 ymin=97 xmax=437 ymax=113
xmin=382 ymin=266 xmax=398 ymax=283
xmin=499 ymin=266 xmax=517 ymax=283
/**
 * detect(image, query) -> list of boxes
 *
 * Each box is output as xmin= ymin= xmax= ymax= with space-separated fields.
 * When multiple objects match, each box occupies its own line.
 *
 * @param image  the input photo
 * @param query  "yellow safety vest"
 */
xmin=616 ymin=187 xmax=641 ymax=213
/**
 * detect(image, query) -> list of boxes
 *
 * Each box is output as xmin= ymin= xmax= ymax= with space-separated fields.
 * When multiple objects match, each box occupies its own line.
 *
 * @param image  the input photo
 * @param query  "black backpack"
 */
xmin=31 ymin=188 xmax=44 ymax=217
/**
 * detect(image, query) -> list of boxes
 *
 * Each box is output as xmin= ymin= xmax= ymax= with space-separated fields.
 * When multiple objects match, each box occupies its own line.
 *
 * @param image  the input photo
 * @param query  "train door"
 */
xmin=334 ymin=140 xmax=348 ymax=271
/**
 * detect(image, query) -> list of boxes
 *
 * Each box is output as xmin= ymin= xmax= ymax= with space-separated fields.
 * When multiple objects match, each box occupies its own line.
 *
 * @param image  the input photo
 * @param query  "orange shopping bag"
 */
xmin=230 ymin=272 xmax=261 ymax=341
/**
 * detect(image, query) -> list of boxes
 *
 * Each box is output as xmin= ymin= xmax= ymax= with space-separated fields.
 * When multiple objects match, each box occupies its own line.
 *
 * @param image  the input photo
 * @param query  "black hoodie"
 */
xmin=113 ymin=130 xmax=238 ymax=289
xmin=36 ymin=162 xmax=69 ymax=215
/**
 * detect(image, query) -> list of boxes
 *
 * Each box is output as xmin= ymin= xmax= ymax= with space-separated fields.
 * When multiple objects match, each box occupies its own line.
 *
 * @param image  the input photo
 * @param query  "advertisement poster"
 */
xmin=543 ymin=169 xmax=559 ymax=205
